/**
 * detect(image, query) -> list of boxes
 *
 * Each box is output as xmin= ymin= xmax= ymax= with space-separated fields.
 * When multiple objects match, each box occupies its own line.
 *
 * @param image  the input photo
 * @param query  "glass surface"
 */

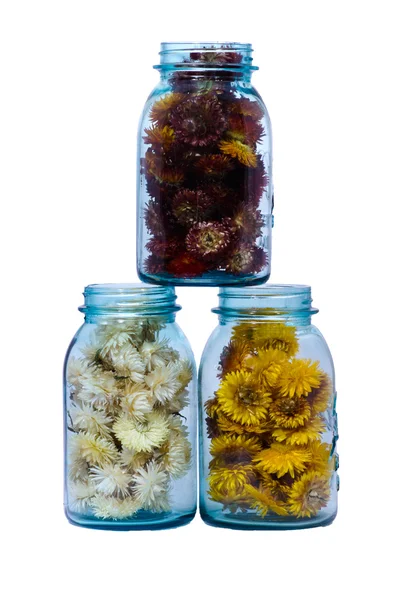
xmin=137 ymin=42 xmax=273 ymax=286
xmin=64 ymin=284 xmax=197 ymax=530
xmin=199 ymin=285 xmax=338 ymax=529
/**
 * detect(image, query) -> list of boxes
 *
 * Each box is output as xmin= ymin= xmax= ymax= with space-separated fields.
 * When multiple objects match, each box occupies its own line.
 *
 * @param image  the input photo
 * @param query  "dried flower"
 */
xmin=149 ymin=93 xmax=184 ymax=126
xmin=170 ymin=93 xmax=227 ymax=146
xmin=186 ymin=220 xmax=232 ymax=258
xmin=90 ymin=463 xmax=131 ymax=497
xmin=113 ymin=412 xmax=169 ymax=452
xmin=219 ymin=139 xmax=257 ymax=167
xmin=171 ymin=189 xmax=212 ymax=225
xmin=143 ymin=125 xmax=175 ymax=150
xmin=132 ymin=461 xmax=170 ymax=512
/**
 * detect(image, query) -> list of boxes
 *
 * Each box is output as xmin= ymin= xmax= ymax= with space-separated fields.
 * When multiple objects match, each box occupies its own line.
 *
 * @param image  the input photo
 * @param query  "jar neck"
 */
xmin=79 ymin=284 xmax=181 ymax=324
xmin=213 ymin=285 xmax=318 ymax=327
xmin=155 ymin=42 xmax=257 ymax=83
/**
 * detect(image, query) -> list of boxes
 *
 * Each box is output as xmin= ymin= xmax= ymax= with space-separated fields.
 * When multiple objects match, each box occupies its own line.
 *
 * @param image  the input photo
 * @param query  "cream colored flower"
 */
xmin=69 ymin=404 xmax=112 ymax=437
xmin=77 ymin=371 xmax=119 ymax=410
xmin=67 ymin=357 xmax=91 ymax=387
xmin=119 ymin=382 xmax=153 ymax=420
xmin=119 ymin=447 xmax=152 ymax=470
xmin=176 ymin=359 xmax=193 ymax=390
xmin=113 ymin=412 xmax=169 ymax=452
xmin=158 ymin=433 xmax=192 ymax=479
xmin=68 ymin=456 xmax=89 ymax=482
xmin=69 ymin=481 xmax=96 ymax=513
xmin=69 ymin=432 xmax=118 ymax=466
xmin=89 ymin=464 xmax=131 ymax=497
xmin=97 ymin=322 xmax=141 ymax=353
xmin=91 ymin=495 xmax=142 ymax=520
xmin=132 ymin=461 xmax=170 ymax=512
xmin=140 ymin=339 xmax=179 ymax=371
xmin=109 ymin=344 xmax=145 ymax=382
xmin=145 ymin=362 xmax=181 ymax=404
xmin=167 ymin=391 xmax=189 ymax=413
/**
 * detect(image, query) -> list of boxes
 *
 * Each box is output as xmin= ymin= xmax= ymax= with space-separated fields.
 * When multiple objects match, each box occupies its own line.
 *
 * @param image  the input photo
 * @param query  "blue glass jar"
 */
xmin=64 ymin=284 xmax=197 ymax=530
xmin=137 ymin=42 xmax=273 ymax=286
xmin=199 ymin=285 xmax=338 ymax=530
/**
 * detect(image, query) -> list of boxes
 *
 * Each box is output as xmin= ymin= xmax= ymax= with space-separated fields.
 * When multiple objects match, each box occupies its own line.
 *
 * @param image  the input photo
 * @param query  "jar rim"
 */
xmin=213 ymin=284 xmax=318 ymax=318
xmin=79 ymin=283 xmax=181 ymax=315
xmin=155 ymin=41 xmax=258 ymax=71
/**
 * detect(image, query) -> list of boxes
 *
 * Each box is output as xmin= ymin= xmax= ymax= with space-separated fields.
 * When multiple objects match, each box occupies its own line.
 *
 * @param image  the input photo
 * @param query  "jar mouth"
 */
xmin=155 ymin=42 xmax=258 ymax=71
xmin=79 ymin=283 xmax=181 ymax=315
xmin=213 ymin=284 xmax=318 ymax=317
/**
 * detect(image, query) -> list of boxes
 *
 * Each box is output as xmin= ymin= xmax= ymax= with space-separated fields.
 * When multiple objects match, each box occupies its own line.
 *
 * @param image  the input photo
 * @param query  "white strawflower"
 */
xmin=69 ymin=481 xmax=96 ymax=513
xmin=167 ymin=391 xmax=189 ymax=413
xmin=176 ymin=359 xmax=193 ymax=390
xmin=70 ymin=432 xmax=118 ymax=467
xmin=68 ymin=455 xmax=89 ymax=482
xmin=140 ymin=339 xmax=179 ymax=371
xmin=132 ymin=461 xmax=170 ymax=512
xmin=120 ymin=447 xmax=152 ymax=470
xmin=109 ymin=344 xmax=145 ymax=382
xmin=113 ymin=412 xmax=169 ymax=452
xmin=91 ymin=495 xmax=141 ymax=520
xmin=69 ymin=404 xmax=112 ymax=437
xmin=89 ymin=464 xmax=131 ymax=497
xmin=67 ymin=357 xmax=91 ymax=387
xmin=119 ymin=382 xmax=153 ymax=420
xmin=96 ymin=322 xmax=146 ymax=353
xmin=145 ymin=362 xmax=181 ymax=404
xmin=77 ymin=371 xmax=119 ymax=411
xmin=158 ymin=432 xmax=192 ymax=479
xmin=168 ymin=414 xmax=189 ymax=437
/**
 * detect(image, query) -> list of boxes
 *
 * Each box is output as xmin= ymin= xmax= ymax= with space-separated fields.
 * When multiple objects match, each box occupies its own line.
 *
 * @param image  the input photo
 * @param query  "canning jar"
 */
xmin=64 ymin=284 xmax=197 ymax=530
xmin=199 ymin=285 xmax=338 ymax=529
xmin=137 ymin=42 xmax=273 ymax=286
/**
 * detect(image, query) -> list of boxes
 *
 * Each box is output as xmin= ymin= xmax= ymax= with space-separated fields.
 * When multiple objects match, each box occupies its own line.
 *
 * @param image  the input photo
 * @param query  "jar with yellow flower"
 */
xmin=137 ymin=42 xmax=273 ymax=286
xmin=64 ymin=284 xmax=197 ymax=530
xmin=199 ymin=285 xmax=338 ymax=529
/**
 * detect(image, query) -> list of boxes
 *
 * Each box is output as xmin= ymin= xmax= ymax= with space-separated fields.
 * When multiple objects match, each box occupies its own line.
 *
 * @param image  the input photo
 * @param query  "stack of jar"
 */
xmin=64 ymin=43 xmax=338 ymax=530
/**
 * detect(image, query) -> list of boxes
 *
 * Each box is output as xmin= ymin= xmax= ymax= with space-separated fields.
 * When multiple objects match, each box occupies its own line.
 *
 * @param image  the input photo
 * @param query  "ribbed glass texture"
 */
xmin=64 ymin=284 xmax=197 ymax=530
xmin=199 ymin=285 xmax=338 ymax=529
xmin=137 ymin=42 xmax=273 ymax=286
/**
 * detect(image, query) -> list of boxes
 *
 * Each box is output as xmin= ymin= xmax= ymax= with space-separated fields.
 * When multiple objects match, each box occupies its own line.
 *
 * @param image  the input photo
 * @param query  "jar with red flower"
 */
xmin=137 ymin=42 xmax=273 ymax=286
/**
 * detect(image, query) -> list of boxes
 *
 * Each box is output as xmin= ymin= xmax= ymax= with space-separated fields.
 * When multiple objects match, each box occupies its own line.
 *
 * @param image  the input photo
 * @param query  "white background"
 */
xmin=1 ymin=1 xmax=397 ymax=598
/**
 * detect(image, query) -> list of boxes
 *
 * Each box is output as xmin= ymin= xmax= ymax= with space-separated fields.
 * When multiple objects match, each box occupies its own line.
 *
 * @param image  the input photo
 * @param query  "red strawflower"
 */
xmin=171 ymin=189 xmax=212 ymax=225
xmin=186 ymin=220 xmax=232 ymax=259
xmin=232 ymin=208 xmax=265 ymax=241
xmin=146 ymin=237 xmax=181 ymax=258
xmin=195 ymin=154 xmax=234 ymax=177
xmin=170 ymin=93 xmax=227 ymax=147
xmin=231 ymin=97 xmax=264 ymax=121
xmin=224 ymin=243 xmax=268 ymax=275
xmin=226 ymin=114 xmax=265 ymax=145
xmin=168 ymin=253 xmax=207 ymax=277
xmin=144 ymin=254 xmax=166 ymax=274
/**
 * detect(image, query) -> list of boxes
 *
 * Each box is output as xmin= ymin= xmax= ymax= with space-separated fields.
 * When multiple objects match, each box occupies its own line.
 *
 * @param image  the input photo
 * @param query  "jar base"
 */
xmin=65 ymin=508 xmax=197 ymax=531
xmin=200 ymin=508 xmax=337 ymax=531
xmin=138 ymin=270 xmax=270 ymax=288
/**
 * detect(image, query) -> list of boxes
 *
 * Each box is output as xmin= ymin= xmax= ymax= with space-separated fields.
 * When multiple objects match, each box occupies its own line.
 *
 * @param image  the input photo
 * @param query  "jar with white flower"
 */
xmin=64 ymin=284 xmax=197 ymax=530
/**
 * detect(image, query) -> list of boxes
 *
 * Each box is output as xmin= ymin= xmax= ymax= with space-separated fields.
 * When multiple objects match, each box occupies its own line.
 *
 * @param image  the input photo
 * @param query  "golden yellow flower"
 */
xmin=269 ymin=394 xmax=312 ymax=428
xmin=209 ymin=434 xmax=262 ymax=468
xmin=219 ymin=340 xmax=254 ymax=376
xmin=278 ymin=358 xmax=322 ymax=398
xmin=208 ymin=464 xmax=254 ymax=499
xmin=306 ymin=441 xmax=333 ymax=475
xmin=149 ymin=92 xmax=184 ymax=125
xmin=217 ymin=370 xmax=271 ymax=426
xmin=246 ymin=483 xmax=289 ymax=517
xmin=143 ymin=125 xmax=175 ymax=149
xmin=208 ymin=486 xmax=250 ymax=511
xmin=288 ymin=470 xmax=331 ymax=517
xmin=219 ymin=140 xmax=257 ymax=167
xmin=232 ymin=322 xmax=299 ymax=357
xmin=254 ymin=443 xmax=311 ymax=478
xmin=216 ymin=411 xmax=270 ymax=436
xmin=308 ymin=373 xmax=333 ymax=414
xmin=204 ymin=397 xmax=220 ymax=419
xmin=245 ymin=348 xmax=288 ymax=388
xmin=271 ymin=416 xmax=326 ymax=445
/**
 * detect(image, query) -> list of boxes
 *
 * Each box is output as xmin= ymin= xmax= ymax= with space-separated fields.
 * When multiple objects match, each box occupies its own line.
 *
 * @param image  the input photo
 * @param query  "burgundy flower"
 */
xmin=195 ymin=154 xmax=233 ymax=177
xmin=227 ymin=114 xmax=265 ymax=145
xmin=144 ymin=254 xmax=167 ymax=274
xmin=189 ymin=51 xmax=243 ymax=65
xmin=186 ymin=220 xmax=232 ymax=258
xmin=232 ymin=208 xmax=265 ymax=241
xmin=171 ymin=189 xmax=212 ymax=225
xmin=170 ymin=94 xmax=227 ymax=147
xmin=224 ymin=243 xmax=268 ymax=274
xmin=168 ymin=253 xmax=207 ymax=277
xmin=144 ymin=199 xmax=168 ymax=236
xmin=146 ymin=237 xmax=181 ymax=258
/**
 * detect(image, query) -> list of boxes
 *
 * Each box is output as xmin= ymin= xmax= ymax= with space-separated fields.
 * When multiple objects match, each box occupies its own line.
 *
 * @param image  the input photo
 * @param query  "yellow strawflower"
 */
xmin=271 ymin=416 xmax=326 ymax=445
xmin=217 ymin=370 xmax=271 ymax=426
xmin=254 ymin=443 xmax=311 ymax=478
xmin=288 ymin=471 xmax=330 ymax=517
xmin=278 ymin=358 xmax=322 ymax=398
xmin=246 ymin=484 xmax=289 ymax=517
xmin=209 ymin=434 xmax=262 ymax=468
